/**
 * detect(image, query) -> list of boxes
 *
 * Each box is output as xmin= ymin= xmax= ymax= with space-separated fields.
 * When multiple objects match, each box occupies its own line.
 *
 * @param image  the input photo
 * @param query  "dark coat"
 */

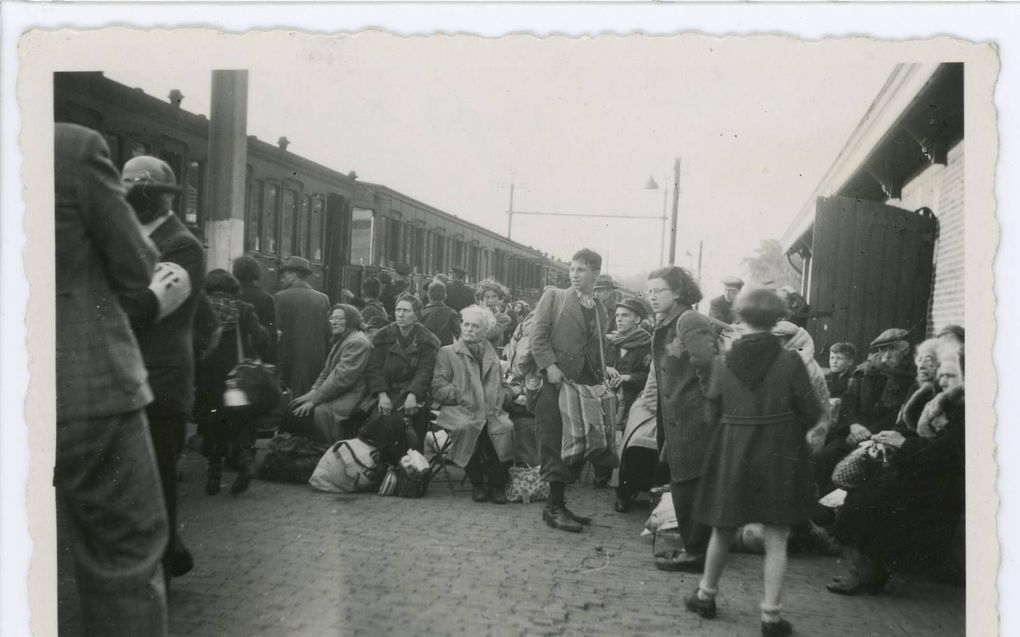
xmin=192 ymin=291 xmax=222 ymax=362
xmin=420 ymin=302 xmax=461 ymax=346
xmin=651 ymin=305 xmax=718 ymax=482
xmin=835 ymin=388 xmax=965 ymax=570
xmin=55 ymin=123 xmax=157 ymax=422
xmin=275 ymin=280 xmax=330 ymax=395
xmin=837 ymin=358 xmax=916 ymax=436
xmin=825 ymin=368 xmax=853 ymax=399
xmin=708 ymin=295 xmax=734 ymax=324
xmin=445 ymin=280 xmax=476 ymax=312
xmin=239 ymin=282 xmax=277 ymax=362
xmin=605 ymin=329 xmax=652 ymax=418
xmin=694 ymin=340 xmax=823 ymax=527
xmin=365 ymin=323 xmax=441 ymax=403
xmin=194 ymin=296 xmax=269 ymax=417
xmin=120 ymin=214 xmax=206 ymax=418
xmin=361 ymin=299 xmax=389 ymax=332
xmin=530 ymin=288 xmax=609 ymax=383
xmin=381 ymin=279 xmax=410 ymax=317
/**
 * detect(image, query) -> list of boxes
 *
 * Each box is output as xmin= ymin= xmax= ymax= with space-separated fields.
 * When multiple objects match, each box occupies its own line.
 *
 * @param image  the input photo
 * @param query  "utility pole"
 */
xmin=668 ymin=158 xmax=681 ymax=265
xmin=506 ymin=182 xmax=515 ymax=239
xmin=697 ymin=239 xmax=704 ymax=284
xmin=206 ymin=70 xmax=249 ymax=271
xmin=659 ymin=188 xmax=667 ymax=267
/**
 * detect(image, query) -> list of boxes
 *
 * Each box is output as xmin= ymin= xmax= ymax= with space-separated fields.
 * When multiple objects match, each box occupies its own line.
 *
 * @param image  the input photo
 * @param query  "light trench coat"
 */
xmin=431 ymin=339 xmax=515 ymax=467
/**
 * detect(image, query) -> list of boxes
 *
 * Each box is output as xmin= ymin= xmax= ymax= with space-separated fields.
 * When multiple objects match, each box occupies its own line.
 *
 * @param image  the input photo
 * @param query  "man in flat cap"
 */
xmin=708 ymin=276 xmax=744 ymax=324
xmin=275 ymin=256 xmax=330 ymax=396
xmin=445 ymin=264 xmax=476 ymax=312
xmin=382 ymin=262 xmax=413 ymax=317
xmin=118 ymin=154 xmax=206 ymax=584
xmin=594 ymin=273 xmax=619 ymax=333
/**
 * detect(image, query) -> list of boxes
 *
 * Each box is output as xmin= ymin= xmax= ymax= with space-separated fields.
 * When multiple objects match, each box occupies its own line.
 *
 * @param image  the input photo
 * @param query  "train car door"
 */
xmin=323 ymin=192 xmax=353 ymax=303
xmin=805 ymin=196 xmax=936 ymax=363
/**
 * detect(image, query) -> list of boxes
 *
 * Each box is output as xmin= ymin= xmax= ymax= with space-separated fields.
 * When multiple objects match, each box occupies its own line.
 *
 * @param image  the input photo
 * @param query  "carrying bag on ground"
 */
xmin=308 ymin=438 xmax=384 ymax=494
xmin=256 ymin=433 xmax=326 ymax=484
xmin=504 ymin=464 xmax=549 ymax=504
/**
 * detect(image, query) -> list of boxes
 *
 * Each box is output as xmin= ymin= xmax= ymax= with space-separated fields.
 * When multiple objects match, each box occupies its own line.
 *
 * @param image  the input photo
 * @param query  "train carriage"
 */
xmin=53 ymin=71 xmax=566 ymax=305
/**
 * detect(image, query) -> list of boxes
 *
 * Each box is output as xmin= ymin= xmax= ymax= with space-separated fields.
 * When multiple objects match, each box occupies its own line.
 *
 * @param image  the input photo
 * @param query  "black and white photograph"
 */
xmin=6 ymin=20 xmax=1003 ymax=637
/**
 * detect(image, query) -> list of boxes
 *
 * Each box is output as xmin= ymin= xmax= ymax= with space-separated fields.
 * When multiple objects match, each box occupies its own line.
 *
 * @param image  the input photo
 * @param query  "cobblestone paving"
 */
xmin=59 ymin=445 xmax=965 ymax=636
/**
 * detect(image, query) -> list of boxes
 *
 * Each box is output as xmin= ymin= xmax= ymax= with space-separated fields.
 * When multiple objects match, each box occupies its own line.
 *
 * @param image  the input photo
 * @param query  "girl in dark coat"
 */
xmin=361 ymin=293 xmax=441 ymax=463
xmin=194 ymin=269 xmax=269 ymax=495
xmin=827 ymin=350 xmax=965 ymax=596
xmin=685 ymin=289 xmax=824 ymax=637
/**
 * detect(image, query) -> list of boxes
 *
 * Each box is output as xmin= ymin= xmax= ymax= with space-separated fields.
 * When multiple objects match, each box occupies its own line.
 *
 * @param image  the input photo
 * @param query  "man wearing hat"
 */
xmin=708 ymin=276 xmax=744 ymax=324
xmin=275 ymin=256 xmax=330 ymax=396
xmin=445 ymin=264 xmax=476 ymax=312
xmin=594 ymin=274 xmax=619 ymax=333
xmin=382 ymin=262 xmax=413 ymax=317
xmin=117 ymin=154 xmax=206 ymax=583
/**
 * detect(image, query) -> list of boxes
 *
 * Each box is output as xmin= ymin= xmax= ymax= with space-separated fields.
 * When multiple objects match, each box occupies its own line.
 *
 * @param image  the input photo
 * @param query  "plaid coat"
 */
xmin=55 ymin=124 xmax=158 ymax=422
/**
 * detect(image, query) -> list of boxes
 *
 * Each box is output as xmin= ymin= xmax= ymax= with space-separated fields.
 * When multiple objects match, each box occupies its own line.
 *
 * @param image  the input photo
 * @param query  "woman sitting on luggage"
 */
xmin=362 ymin=292 xmax=441 ymax=463
xmin=194 ymin=269 xmax=269 ymax=496
xmin=289 ymin=304 xmax=373 ymax=445
xmin=432 ymin=304 xmax=515 ymax=504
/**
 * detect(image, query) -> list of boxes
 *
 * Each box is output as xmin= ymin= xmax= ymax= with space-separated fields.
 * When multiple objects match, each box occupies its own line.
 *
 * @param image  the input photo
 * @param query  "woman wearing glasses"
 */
xmin=645 ymin=266 xmax=718 ymax=573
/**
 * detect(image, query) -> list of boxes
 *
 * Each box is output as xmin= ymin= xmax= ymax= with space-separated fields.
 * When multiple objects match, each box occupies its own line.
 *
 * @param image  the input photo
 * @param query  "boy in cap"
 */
xmin=709 ymin=276 xmax=744 ymax=324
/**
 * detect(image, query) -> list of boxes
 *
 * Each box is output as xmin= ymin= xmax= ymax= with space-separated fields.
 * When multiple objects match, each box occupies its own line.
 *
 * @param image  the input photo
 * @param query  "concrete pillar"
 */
xmin=206 ymin=70 xmax=249 ymax=271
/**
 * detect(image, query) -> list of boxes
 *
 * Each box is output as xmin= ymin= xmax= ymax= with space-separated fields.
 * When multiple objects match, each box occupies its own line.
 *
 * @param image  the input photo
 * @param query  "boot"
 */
xmin=488 ymin=486 xmax=508 ymax=505
xmin=230 ymin=450 xmax=254 ymax=495
xmin=471 ymin=483 xmax=489 ymax=503
xmin=205 ymin=457 xmax=223 ymax=496
xmin=562 ymin=499 xmax=592 ymax=525
xmin=543 ymin=506 xmax=582 ymax=532
xmin=683 ymin=589 xmax=717 ymax=619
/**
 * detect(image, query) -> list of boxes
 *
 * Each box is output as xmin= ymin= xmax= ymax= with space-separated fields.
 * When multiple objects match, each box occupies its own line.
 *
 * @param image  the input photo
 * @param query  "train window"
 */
xmin=247 ymin=179 xmax=263 ymax=252
xmin=298 ymin=196 xmax=310 ymax=257
xmin=351 ymin=208 xmax=375 ymax=266
xmin=309 ymin=196 xmax=324 ymax=262
xmin=262 ymin=183 xmax=279 ymax=255
xmin=183 ymin=160 xmax=202 ymax=227
xmin=280 ymin=188 xmax=298 ymax=257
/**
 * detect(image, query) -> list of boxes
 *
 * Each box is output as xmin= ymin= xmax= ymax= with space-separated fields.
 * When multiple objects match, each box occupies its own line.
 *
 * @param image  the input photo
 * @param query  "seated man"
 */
xmin=431 ymin=305 xmax=514 ymax=504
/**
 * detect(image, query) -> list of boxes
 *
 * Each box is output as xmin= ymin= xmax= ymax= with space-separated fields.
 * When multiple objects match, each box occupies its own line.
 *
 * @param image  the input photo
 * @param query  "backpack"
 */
xmin=506 ymin=313 xmax=537 ymax=377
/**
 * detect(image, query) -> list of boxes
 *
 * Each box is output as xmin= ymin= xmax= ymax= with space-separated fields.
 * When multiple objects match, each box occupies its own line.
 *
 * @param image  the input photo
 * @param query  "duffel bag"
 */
xmin=256 ymin=433 xmax=326 ymax=484
xmin=308 ymin=438 xmax=384 ymax=494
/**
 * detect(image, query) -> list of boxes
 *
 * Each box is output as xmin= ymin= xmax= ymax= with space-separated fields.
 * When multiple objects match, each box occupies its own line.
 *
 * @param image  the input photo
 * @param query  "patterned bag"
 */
xmin=831 ymin=440 xmax=890 ymax=489
xmin=504 ymin=465 xmax=550 ymax=504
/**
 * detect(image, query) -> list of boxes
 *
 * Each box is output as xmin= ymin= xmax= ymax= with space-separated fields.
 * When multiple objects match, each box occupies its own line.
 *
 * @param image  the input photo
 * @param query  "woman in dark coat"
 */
xmin=194 ymin=269 xmax=269 ymax=495
xmin=685 ymin=289 xmax=824 ymax=637
xmin=361 ymin=292 xmax=441 ymax=463
xmin=827 ymin=350 xmax=965 ymax=596
xmin=232 ymin=254 xmax=276 ymax=362
xmin=646 ymin=266 xmax=718 ymax=572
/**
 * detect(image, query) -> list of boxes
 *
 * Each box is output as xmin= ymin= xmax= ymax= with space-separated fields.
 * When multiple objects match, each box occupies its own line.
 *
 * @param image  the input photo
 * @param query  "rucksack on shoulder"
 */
xmin=506 ymin=313 xmax=536 ymax=378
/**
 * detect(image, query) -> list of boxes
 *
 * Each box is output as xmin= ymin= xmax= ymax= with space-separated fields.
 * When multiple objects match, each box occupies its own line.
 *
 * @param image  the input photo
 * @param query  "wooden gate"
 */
xmin=806 ymin=196 xmax=936 ymax=363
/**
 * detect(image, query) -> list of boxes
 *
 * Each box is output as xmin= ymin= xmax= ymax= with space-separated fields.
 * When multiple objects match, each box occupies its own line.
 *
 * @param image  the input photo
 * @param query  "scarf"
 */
xmin=725 ymin=332 xmax=782 ymax=391
xmin=606 ymin=327 xmax=652 ymax=350
xmin=574 ymin=287 xmax=595 ymax=309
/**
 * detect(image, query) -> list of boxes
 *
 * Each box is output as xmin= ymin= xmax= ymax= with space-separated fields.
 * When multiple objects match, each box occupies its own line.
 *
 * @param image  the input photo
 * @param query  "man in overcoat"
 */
xmin=118 ymin=155 xmax=206 ymax=582
xmin=445 ymin=264 xmax=476 ymax=312
xmin=54 ymin=123 xmax=169 ymax=635
xmin=275 ymin=256 xmax=330 ymax=395
xmin=708 ymin=276 xmax=743 ymax=324
xmin=530 ymin=248 xmax=617 ymax=532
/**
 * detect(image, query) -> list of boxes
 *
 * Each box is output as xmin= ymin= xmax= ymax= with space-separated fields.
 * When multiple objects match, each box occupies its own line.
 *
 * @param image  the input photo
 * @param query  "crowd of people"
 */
xmin=54 ymin=122 xmax=966 ymax=637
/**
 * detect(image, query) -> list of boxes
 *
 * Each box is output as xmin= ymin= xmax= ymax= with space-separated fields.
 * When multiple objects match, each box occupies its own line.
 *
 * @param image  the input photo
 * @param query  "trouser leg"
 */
xmin=534 ymin=381 xmax=573 ymax=484
xmin=670 ymin=477 xmax=710 ymax=555
xmin=55 ymin=410 xmax=169 ymax=637
xmin=146 ymin=408 xmax=187 ymax=561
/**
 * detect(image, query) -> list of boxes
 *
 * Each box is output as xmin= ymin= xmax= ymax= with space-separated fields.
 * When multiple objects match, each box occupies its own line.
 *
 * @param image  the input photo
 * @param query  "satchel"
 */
xmin=223 ymin=325 xmax=281 ymax=416
xmin=831 ymin=440 xmax=890 ymax=489
xmin=256 ymin=433 xmax=326 ymax=484
xmin=503 ymin=464 xmax=549 ymax=504
xmin=308 ymin=438 xmax=385 ymax=494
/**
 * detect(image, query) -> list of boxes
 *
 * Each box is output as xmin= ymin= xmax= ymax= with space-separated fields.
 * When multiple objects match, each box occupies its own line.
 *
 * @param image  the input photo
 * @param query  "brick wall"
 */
xmin=894 ymin=141 xmax=965 ymax=336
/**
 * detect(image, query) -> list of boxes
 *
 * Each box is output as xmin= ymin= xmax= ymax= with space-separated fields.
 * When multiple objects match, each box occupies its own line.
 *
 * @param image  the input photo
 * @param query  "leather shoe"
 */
xmin=562 ymin=503 xmax=592 ymax=525
xmin=683 ymin=589 xmax=717 ymax=619
xmin=165 ymin=537 xmax=194 ymax=578
xmin=488 ymin=487 xmax=508 ymax=505
xmin=761 ymin=619 xmax=793 ymax=637
xmin=471 ymin=485 xmax=489 ymax=503
xmin=543 ymin=506 xmax=582 ymax=532
xmin=655 ymin=550 xmax=704 ymax=573
xmin=613 ymin=497 xmax=633 ymax=513
xmin=825 ymin=574 xmax=884 ymax=596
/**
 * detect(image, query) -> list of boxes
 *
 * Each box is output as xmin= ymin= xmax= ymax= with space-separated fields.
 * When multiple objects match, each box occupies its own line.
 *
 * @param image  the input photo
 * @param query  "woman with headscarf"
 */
xmin=432 ymin=305 xmax=515 ymax=504
xmin=194 ymin=269 xmax=269 ymax=496
xmin=289 ymin=304 xmax=373 ymax=444
xmin=361 ymin=292 xmax=441 ymax=462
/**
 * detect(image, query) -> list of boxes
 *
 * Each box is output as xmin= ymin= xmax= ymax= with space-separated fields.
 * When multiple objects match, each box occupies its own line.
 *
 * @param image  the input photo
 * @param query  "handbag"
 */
xmin=831 ymin=440 xmax=891 ymax=489
xmin=594 ymin=308 xmax=619 ymax=455
xmin=223 ymin=323 xmax=281 ymax=416
xmin=503 ymin=464 xmax=550 ymax=504
xmin=308 ymin=438 xmax=385 ymax=494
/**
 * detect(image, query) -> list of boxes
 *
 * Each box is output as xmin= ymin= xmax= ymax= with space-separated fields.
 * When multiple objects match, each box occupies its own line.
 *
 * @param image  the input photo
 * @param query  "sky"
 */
xmin=108 ymin=35 xmax=893 ymax=294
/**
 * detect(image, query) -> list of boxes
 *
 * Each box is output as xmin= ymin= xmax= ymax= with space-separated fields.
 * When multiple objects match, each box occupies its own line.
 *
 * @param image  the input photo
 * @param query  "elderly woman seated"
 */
xmin=289 ymin=304 xmax=373 ymax=444
xmin=431 ymin=304 xmax=515 ymax=504
xmin=827 ymin=347 xmax=965 ymax=595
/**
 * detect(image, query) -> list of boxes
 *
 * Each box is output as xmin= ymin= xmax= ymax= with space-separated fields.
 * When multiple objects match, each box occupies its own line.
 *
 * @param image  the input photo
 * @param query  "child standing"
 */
xmin=685 ymin=289 xmax=825 ymax=637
